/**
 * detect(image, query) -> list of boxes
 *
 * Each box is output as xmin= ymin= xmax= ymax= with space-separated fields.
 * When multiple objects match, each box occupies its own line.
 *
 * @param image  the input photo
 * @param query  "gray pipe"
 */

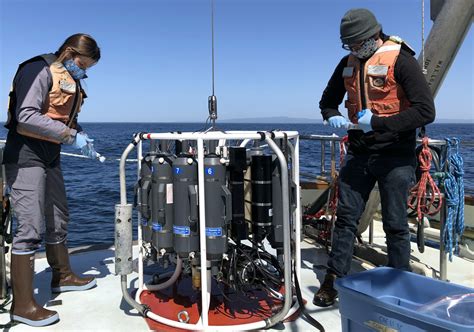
xmin=117 ymin=136 xmax=148 ymax=315
xmin=121 ymin=275 xmax=148 ymax=315
xmin=420 ymin=0 xmax=473 ymax=97
xmin=264 ymin=135 xmax=292 ymax=327
xmin=120 ymin=138 xmax=140 ymax=205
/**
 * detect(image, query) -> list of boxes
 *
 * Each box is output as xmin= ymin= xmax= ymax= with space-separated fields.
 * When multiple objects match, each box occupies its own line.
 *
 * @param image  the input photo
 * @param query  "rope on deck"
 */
xmin=408 ymin=137 xmax=443 ymax=252
xmin=442 ymin=138 xmax=465 ymax=261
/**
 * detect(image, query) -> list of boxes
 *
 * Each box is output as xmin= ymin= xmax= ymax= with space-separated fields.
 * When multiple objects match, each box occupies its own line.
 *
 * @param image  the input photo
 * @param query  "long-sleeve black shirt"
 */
xmin=319 ymin=45 xmax=435 ymax=154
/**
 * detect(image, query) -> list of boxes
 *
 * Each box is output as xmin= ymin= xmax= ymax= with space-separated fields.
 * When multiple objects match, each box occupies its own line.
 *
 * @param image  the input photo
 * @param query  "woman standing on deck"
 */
xmin=3 ymin=33 xmax=101 ymax=327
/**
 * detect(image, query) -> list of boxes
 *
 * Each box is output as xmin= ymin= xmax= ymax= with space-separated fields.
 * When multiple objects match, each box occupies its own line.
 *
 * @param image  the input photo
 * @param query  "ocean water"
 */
xmin=1 ymin=122 xmax=472 ymax=247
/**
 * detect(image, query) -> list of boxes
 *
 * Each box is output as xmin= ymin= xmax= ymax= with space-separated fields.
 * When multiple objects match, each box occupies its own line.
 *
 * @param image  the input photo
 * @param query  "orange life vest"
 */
xmin=343 ymin=38 xmax=411 ymax=124
xmin=6 ymin=54 xmax=83 ymax=143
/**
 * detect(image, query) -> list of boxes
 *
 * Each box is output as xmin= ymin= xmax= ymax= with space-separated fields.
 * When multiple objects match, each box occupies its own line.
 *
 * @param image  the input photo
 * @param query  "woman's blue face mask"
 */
xmin=63 ymin=59 xmax=87 ymax=80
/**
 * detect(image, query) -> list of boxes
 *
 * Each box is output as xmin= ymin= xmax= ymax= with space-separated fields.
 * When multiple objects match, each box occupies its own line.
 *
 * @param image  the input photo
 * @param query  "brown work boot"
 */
xmin=10 ymin=253 xmax=59 ymax=326
xmin=313 ymin=273 xmax=338 ymax=307
xmin=46 ymin=242 xmax=96 ymax=293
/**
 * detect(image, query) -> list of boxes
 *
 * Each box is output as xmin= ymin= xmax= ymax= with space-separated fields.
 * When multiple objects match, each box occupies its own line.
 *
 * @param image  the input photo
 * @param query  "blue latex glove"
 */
xmin=73 ymin=132 xmax=94 ymax=150
xmin=326 ymin=115 xmax=349 ymax=129
xmin=81 ymin=143 xmax=99 ymax=159
xmin=357 ymin=109 xmax=373 ymax=132
xmin=73 ymin=132 xmax=100 ymax=160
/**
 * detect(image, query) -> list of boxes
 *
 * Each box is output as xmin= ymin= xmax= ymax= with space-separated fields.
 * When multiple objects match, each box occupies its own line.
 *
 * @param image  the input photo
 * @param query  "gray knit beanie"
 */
xmin=340 ymin=8 xmax=382 ymax=44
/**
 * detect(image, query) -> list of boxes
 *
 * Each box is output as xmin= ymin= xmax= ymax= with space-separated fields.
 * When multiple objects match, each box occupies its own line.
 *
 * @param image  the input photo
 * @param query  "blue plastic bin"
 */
xmin=334 ymin=267 xmax=474 ymax=332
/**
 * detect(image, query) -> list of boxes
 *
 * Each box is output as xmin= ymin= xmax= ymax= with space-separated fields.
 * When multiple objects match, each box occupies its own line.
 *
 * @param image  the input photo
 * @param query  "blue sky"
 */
xmin=0 ymin=0 xmax=472 ymax=123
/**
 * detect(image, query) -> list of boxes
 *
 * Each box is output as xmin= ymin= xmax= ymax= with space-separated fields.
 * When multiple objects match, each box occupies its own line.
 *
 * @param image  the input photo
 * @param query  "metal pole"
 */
xmin=439 ymin=196 xmax=447 ymax=281
xmin=197 ymin=138 xmax=209 ymax=328
xmin=265 ymin=136 xmax=292 ymax=327
xmin=369 ymin=219 xmax=374 ymax=245
xmin=419 ymin=0 xmax=473 ymax=96
xmin=137 ymin=141 xmax=144 ymax=289
xmin=0 ymin=164 xmax=7 ymax=299
xmin=294 ymin=137 xmax=301 ymax=282
xmin=330 ymin=140 xmax=336 ymax=179
xmin=320 ymin=141 xmax=326 ymax=175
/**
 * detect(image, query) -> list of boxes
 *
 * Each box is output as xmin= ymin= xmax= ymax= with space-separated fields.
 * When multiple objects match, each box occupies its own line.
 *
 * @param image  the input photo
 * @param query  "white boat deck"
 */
xmin=0 ymin=221 xmax=472 ymax=331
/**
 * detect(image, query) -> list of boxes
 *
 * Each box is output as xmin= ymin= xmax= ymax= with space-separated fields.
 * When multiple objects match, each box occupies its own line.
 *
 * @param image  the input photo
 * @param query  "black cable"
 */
xmin=0 ymin=295 xmax=16 ymax=328
xmin=210 ymin=0 xmax=215 ymax=97
xmin=251 ymin=241 xmax=283 ymax=287
xmin=194 ymin=116 xmax=211 ymax=133
xmin=0 ymin=294 xmax=11 ymax=312
xmin=213 ymin=276 xmax=233 ymax=303
xmin=236 ymin=243 xmax=282 ymax=291
xmin=293 ymin=260 xmax=325 ymax=332
xmin=254 ymin=249 xmax=282 ymax=287
xmin=0 ymin=321 xmax=17 ymax=329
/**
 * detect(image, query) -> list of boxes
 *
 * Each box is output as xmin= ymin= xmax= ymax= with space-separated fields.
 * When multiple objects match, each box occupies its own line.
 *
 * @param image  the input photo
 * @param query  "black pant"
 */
xmin=328 ymin=151 xmax=416 ymax=277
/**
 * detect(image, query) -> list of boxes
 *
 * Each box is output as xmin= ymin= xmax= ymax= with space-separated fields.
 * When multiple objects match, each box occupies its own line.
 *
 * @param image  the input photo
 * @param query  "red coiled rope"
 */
xmin=328 ymin=135 xmax=349 ymax=217
xmin=302 ymin=136 xmax=348 ymax=246
xmin=408 ymin=137 xmax=443 ymax=222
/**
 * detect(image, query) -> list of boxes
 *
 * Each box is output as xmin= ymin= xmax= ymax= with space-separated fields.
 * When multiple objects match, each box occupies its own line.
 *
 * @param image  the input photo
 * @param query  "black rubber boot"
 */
xmin=313 ymin=273 xmax=338 ymax=307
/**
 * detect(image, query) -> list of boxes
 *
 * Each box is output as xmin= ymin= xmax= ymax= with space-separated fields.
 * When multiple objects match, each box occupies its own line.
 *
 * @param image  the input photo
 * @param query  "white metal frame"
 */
xmin=128 ymin=130 xmax=301 ymax=331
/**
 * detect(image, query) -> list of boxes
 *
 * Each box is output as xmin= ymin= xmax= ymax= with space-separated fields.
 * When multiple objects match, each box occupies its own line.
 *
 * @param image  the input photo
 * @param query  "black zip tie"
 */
xmin=141 ymin=304 xmax=151 ymax=317
xmin=257 ymin=131 xmax=266 ymax=141
xmin=131 ymin=133 xmax=140 ymax=145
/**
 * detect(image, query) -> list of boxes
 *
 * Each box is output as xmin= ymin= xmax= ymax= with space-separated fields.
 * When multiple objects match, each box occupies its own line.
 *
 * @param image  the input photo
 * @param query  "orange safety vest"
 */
xmin=6 ymin=54 xmax=84 ymax=143
xmin=343 ymin=38 xmax=411 ymax=124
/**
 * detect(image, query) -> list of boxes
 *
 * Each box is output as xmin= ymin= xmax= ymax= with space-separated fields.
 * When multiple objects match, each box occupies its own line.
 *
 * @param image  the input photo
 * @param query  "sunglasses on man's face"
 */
xmin=341 ymin=39 xmax=367 ymax=51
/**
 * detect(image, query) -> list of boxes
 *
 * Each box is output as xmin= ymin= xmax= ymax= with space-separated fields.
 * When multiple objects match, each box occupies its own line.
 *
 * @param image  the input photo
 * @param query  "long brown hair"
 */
xmin=55 ymin=33 xmax=101 ymax=63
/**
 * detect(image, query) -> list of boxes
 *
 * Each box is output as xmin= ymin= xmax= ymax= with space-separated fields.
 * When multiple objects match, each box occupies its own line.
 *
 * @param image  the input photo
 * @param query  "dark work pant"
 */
xmin=6 ymin=164 xmax=69 ymax=253
xmin=327 ymin=152 xmax=416 ymax=277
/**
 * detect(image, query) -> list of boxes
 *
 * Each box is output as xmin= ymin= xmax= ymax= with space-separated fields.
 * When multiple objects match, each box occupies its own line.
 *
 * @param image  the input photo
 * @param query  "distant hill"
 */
xmin=435 ymin=118 xmax=474 ymax=124
xmin=219 ymin=116 xmax=320 ymax=124
xmin=75 ymin=117 xmax=472 ymax=124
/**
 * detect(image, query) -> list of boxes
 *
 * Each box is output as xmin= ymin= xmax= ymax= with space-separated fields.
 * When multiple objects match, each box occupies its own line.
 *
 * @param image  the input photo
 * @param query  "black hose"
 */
xmin=293 ymin=260 xmax=325 ymax=331
xmin=417 ymin=222 xmax=425 ymax=253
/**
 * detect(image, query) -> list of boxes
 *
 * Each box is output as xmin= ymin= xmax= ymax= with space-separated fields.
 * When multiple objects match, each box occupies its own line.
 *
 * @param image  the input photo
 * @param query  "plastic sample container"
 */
xmin=335 ymin=267 xmax=474 ymax=332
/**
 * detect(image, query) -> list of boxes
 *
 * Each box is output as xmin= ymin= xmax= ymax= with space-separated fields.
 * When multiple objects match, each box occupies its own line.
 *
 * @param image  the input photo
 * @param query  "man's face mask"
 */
xmin=351 ymin=38 xmax=378 ymax=59
xmin=63 ymin=59 xmax=87 ymax=80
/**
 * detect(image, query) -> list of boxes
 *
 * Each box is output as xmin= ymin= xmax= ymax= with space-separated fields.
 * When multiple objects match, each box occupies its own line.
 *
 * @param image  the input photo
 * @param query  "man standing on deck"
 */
xmin=314 ymin=8 xmax=435 ymax=307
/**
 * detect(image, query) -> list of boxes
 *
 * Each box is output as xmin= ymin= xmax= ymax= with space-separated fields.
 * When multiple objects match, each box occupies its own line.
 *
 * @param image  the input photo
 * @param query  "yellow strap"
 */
xmin=389 ymin=35 xmax=403 ymax=44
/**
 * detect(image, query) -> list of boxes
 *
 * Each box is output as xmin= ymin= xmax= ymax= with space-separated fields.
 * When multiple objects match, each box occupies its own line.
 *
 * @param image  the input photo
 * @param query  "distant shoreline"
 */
xmin=73 ymin=120 xmax=472 ymax=124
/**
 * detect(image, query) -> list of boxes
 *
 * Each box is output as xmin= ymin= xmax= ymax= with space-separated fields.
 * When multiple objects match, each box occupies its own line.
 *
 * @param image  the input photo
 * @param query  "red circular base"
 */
xmin=139 ymin=277 xmax=300 ymax=331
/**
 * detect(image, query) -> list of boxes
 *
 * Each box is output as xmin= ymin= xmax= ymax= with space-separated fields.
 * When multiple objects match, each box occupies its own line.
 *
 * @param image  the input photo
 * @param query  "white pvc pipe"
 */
xmin=60 ymin=151 xmax=90 ymax=159
xmin=145 ymin=310 xmax=267 ymax=331
xmin=196 ymin=138 xmax=210 ymax=327
xmin=218 ymin=138 xmax=226 ymax=147
xmin=140 ymin=262 xmax=298 ymax=331
xmin=142 ymin=131 xmax=298 ymax=141
xmin=294 ymin=136 xmax=301 ymax=281
xmin=265 ymin=136 xmax=292 ymax=326
xmin=146 ymin=296 xmax=295 ymax=332
xmin=137 ymin=141 xmax=144 ymax=289
xmin=239 ymin=138 xmax=251 ymax=147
